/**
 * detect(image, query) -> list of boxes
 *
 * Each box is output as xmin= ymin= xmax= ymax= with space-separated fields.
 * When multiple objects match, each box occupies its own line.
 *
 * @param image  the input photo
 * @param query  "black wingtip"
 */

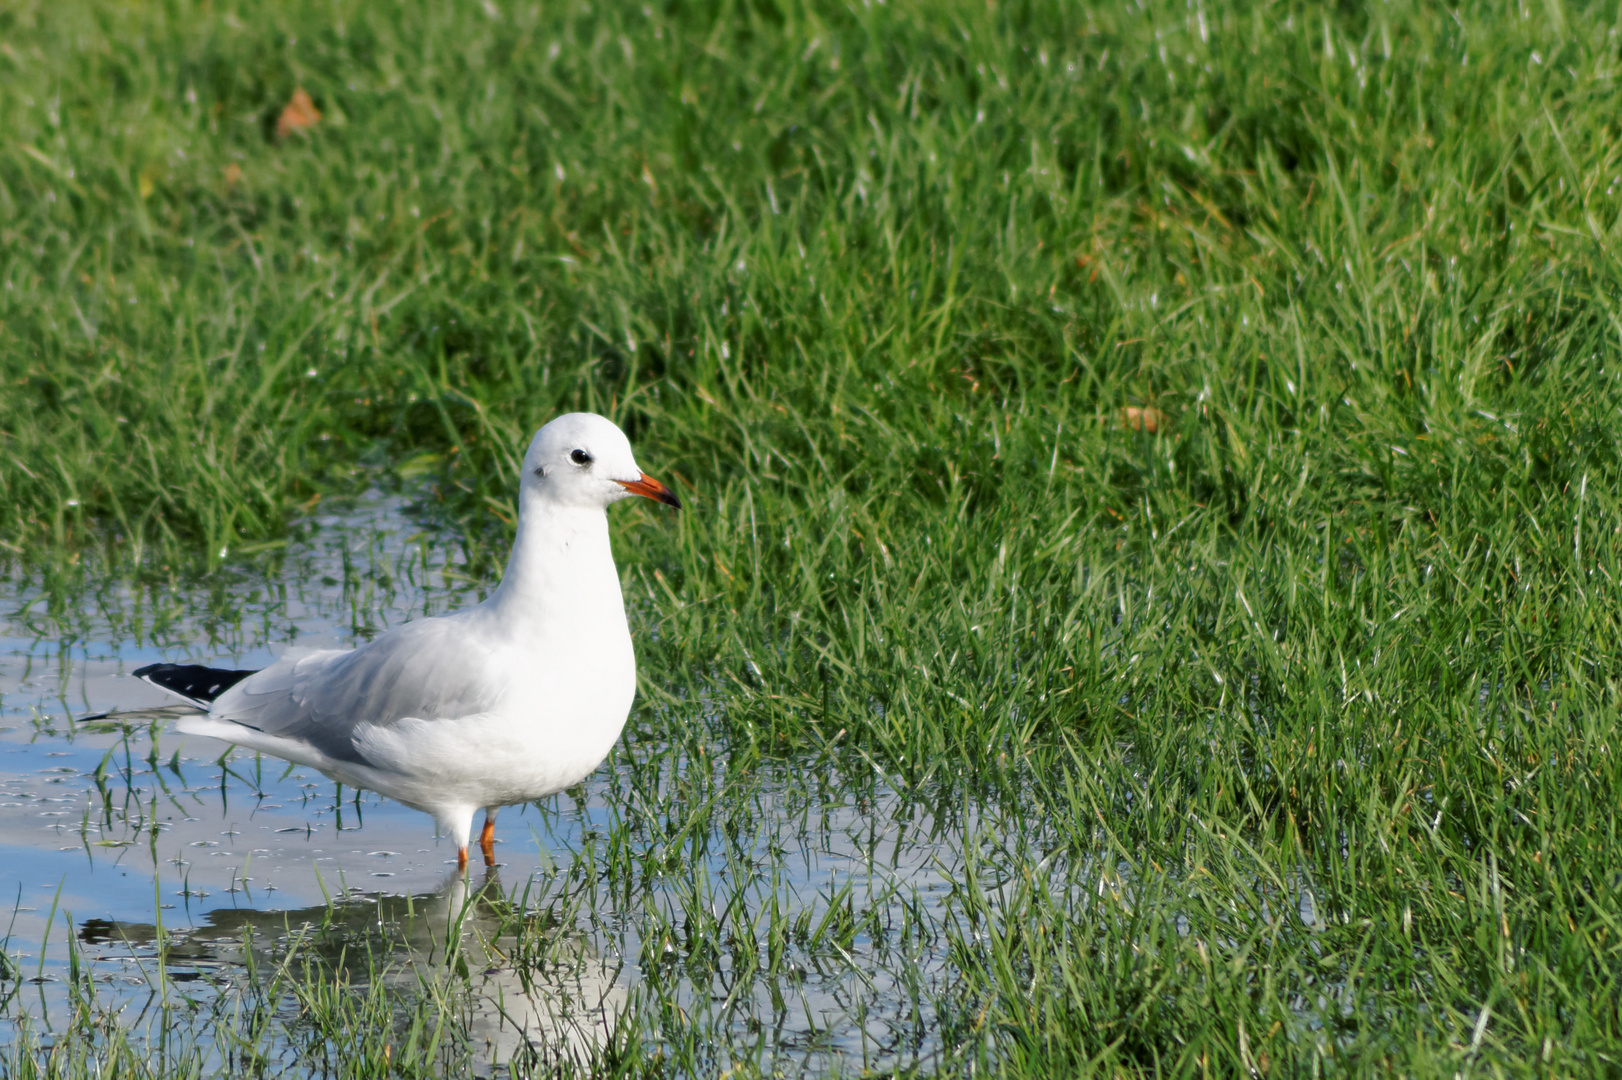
xmin=135 ymin=662 xmax=259 ymax=705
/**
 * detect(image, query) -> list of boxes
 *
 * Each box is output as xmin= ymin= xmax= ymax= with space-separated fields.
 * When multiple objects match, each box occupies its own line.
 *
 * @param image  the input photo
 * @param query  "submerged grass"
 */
xmin=8 ymin=0 xmax=1622 ymax=1073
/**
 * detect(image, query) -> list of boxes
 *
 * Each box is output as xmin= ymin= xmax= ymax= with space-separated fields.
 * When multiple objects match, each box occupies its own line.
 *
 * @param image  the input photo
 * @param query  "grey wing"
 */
xmin=208 ymin=616 xmax=500 ymax=765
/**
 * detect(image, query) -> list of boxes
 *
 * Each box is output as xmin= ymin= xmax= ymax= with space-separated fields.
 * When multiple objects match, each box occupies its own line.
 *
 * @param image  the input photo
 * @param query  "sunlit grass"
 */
xmin=7 ymin=0 xmax=1622 ymax=1073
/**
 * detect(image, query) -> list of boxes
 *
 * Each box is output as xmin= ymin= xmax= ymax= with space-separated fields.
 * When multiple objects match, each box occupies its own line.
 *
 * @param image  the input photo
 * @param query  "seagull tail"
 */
xmin=133 ymin=663 xmax=260 ymax=709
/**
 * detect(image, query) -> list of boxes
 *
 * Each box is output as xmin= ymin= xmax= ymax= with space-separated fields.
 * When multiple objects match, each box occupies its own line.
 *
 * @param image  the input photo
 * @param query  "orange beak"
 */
xmin=616 ymin=472 xmax=683 ymax=509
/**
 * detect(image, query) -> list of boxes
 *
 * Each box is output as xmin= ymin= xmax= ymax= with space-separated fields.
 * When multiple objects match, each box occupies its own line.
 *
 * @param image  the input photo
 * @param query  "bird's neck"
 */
xmin=483 ymin=491 xmax=622 ymax=625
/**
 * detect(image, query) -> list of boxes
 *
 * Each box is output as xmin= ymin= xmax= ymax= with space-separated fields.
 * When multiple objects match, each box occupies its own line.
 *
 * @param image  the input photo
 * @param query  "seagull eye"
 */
xmin=569 ymin=448 xmax=593 ymax=466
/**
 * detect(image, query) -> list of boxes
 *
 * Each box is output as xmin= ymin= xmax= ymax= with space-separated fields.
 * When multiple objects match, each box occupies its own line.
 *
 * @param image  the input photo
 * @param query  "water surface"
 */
xmin=0 ymin=497 xmax=965 ymax=1075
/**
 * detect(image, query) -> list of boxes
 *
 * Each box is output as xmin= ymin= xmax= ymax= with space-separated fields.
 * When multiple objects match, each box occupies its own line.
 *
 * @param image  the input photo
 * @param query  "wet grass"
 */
xmin=8 ymin=0 xmax=1622 ymax=1073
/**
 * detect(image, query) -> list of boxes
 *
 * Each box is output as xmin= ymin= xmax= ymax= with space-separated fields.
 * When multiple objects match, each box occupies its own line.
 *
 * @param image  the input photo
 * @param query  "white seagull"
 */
xmin=135 ymin=412 xmax=681 ymax=869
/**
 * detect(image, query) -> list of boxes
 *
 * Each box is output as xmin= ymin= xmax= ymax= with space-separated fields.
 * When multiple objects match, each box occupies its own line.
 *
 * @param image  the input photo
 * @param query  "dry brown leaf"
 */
xmin=223 ymin=163 xmax=243 ymax=187
xmin=1121 ymin=406 xmax=1166 ymax=434
xmin=276 ymin=88 xmax=321 ymax=139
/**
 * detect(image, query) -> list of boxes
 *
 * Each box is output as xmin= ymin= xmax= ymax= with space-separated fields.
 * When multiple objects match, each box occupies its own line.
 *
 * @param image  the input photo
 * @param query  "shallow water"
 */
xmin=0 ymin=497 xmax=964 ymax=1075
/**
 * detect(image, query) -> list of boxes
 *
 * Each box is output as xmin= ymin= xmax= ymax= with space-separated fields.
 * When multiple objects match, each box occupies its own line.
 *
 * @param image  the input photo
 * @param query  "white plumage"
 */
xmin=145 ymin=412 xmax=680 ymax=868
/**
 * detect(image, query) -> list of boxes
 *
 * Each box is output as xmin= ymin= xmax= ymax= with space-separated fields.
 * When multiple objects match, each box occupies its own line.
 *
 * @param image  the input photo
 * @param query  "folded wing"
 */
xmin=209 ymin=615 xmax=502 ymax=766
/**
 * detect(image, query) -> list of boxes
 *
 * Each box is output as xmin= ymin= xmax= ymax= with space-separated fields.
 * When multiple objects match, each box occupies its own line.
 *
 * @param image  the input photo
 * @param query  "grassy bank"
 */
xmin=7 ymin=0 xmax=1622 ymax=1073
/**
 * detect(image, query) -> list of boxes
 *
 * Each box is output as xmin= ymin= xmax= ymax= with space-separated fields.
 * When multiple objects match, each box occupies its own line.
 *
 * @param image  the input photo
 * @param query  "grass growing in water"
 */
xmin=7 ymin=0 xmax=1622 ymax=1072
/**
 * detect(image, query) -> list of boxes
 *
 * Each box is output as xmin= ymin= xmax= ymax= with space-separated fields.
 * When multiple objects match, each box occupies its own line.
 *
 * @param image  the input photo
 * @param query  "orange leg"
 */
xmin=456 ymin=845 xmax=469 ymax=871
xmin=479 ymin=812 xmax=497 ymax=866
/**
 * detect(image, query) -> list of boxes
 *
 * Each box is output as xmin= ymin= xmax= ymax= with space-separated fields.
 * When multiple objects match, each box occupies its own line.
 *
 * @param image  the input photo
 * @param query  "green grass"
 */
xmin=8 ymin=0 xmax=1622 ymax=1073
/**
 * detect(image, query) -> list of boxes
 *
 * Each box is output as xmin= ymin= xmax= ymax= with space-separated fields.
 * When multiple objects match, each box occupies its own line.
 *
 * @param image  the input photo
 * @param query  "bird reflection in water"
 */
xmin=78 ymin=867 xmax=626 ymax=1070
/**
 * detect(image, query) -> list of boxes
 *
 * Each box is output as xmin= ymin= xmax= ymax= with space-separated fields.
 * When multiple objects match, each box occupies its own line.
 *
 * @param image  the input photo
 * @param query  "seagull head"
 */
xmin=521 ymin=412 xmax=682 ymax=510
